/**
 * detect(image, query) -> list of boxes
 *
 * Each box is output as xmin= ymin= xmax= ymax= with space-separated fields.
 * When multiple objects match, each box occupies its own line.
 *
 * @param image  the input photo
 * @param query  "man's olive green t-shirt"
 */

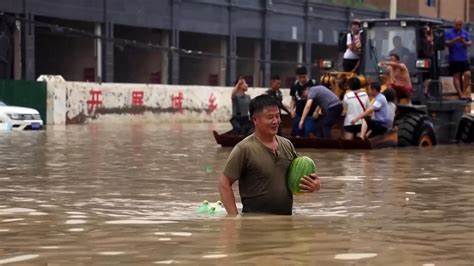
xmin=223 ymin=134 xmax=298 ymax=215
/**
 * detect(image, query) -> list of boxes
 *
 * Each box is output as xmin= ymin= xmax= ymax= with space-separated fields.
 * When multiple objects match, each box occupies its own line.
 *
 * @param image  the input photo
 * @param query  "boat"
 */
xmin=212 ymin=115 xmax=398 ymax=150
xmin=213 ymin=129 xmax=397 ymax=150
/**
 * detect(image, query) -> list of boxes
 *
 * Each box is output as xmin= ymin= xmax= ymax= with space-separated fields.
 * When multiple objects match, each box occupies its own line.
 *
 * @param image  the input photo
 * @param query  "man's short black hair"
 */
xmin=348 ymin=77 xmax=361 ymax=91
xmin=295 ymin=66 xmax=307 ymax=75
xmin=389 ymin=53 xmax=400 ymax=61
xmin=370 ymin=82 xmax=382 ymax=93
xmin=271 ymin=74 xmax=280 ymax=80
xmin=249 ymin=94 xmax=279 ymax=118
xmin=383 ymin=88 xmax=397 ymax=103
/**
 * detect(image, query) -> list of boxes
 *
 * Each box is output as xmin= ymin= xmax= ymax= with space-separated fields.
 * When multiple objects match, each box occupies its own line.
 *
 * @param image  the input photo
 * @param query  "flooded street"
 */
xmin=0 ymin=123 xmax=473 ymax=265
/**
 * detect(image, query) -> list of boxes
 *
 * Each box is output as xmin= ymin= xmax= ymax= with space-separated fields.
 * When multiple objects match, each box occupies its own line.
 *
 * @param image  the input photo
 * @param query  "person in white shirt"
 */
xmin=343 ymin=19 xmax=362 ymax=73
xmin=382 ymin=88 xmax=397 ymax=128
xmin=343 ymin=77 xmax=370 ymax=139
xmin=351 ymin=82 xmax=391 ymax=139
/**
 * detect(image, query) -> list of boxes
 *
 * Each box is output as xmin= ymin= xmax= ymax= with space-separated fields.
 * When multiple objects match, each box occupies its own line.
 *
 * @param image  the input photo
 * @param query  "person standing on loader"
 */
xmin=445 ymin=18 xmax=472 ymax=101
xmin=342 ymin=19 xmax=362 ymax=73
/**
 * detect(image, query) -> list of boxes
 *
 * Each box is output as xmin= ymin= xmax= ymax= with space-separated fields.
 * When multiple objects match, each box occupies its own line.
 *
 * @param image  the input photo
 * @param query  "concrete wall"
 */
xmin=470 ymin=0 xmax=474 ymax=21
xmin=417 ymin=1 xmax=437 ymax=18
xmin=40 ymin=76 xmax=290 ymax=125
xmin=365 ymin=0 xmax=469 ymax=20
xmin=38 ymin=75 xmax=67 ymax=125
xmin=437 ymin=0 xmax=469 ymax=21
xmin=402 ymin=0 xmax=421 ymax=15
xmin=365 ymin=0 xmax=419 ymax=15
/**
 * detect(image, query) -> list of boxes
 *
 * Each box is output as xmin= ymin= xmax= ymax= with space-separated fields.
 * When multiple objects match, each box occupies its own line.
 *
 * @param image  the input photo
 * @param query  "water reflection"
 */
xmin=0 ymin=123 xmax=473 ymax=264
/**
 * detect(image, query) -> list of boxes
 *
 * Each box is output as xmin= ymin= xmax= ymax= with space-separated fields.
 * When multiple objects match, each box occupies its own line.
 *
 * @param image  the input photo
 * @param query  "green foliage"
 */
xmin=321 ymin=0 xmax=365 ymax=8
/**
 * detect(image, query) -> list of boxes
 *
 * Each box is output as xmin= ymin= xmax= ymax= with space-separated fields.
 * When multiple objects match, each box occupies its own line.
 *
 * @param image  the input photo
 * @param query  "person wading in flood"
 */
xmin=289 ymin=66 xmax=318 ymax=137
xmin=218 ymin=94 xmax=321 ymax=215
xmin=299 ymin=85 xmax=343 ymax=139
xmin=265 ymin=74 xmax=291 ymax=115
xmin=230 ymin=77 xmax=252 ymax=135
xmin=266 ymin=74 xmax=291 ymax=135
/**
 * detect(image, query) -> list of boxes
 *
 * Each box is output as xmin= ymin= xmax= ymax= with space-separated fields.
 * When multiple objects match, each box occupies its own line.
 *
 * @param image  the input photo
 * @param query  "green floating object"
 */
xmin=197 ymin=200 xmax=224 ymax=215
xmin=205 ymin=165 xmax=213 ymax=173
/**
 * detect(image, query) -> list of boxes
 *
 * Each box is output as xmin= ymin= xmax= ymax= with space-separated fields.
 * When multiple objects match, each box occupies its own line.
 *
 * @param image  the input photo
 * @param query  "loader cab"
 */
xmin=358 ymin=18 xmax=444 ymax=103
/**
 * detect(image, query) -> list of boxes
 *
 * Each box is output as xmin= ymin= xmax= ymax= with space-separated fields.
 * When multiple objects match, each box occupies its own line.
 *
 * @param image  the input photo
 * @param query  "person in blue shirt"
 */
xmin=445 ymin=18 xmax=472 ymax=101
xmin=350 ymin=82 xmax=390 ymax=139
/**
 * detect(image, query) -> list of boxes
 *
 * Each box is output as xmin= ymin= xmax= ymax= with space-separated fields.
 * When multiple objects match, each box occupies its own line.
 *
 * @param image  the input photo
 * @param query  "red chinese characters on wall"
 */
xmin=171 ymin=92 xmax=184 ymax=113
xmin=132 ymin=91 xmax=144 ymax=106
xmin=208 ymin=93 xmax=217 ymax=113
xmin=87 ymin=89 xmax=102 ymax=113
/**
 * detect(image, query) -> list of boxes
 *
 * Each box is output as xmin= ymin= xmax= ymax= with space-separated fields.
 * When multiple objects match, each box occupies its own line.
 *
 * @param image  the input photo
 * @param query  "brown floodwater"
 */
xmin=0 ymin=123 xmax=473 ymax=265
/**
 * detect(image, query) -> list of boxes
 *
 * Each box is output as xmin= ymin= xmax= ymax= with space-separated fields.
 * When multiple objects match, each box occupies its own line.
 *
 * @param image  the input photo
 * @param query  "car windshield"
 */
xmin=363 ymin=26 xmax=417 ymax=80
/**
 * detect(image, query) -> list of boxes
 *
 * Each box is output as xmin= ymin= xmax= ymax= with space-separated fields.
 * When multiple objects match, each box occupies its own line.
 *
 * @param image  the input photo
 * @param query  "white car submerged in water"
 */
xmin=0 ymin=101 xmax=43 ymax=130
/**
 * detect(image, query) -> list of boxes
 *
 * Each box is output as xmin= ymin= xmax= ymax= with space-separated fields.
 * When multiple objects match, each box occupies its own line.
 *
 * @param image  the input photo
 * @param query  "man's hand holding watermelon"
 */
xmin=288 ymin=156 xmax=321 ymax=195
xmin=299 ymin=174 xmax=321 ymax=193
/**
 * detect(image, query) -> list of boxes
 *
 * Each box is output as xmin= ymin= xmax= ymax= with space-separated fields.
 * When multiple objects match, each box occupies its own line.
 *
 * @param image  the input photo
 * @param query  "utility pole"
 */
xmin=95 ymin=24 xmax=102 ymax=82
xmin=389 ymin=0 xmax=397 ymax=19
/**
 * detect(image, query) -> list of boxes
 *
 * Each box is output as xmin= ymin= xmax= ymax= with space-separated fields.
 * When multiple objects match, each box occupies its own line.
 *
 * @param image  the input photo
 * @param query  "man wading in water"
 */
xmin=218 ymin=95 xmax=321 ymax=215
xmin=230 ymin=77 xmax=252 ymax=135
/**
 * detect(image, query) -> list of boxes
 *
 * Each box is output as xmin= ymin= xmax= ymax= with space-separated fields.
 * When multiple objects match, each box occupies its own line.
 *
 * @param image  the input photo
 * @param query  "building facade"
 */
xmin=364 ymin=0 xmax=470 ymax=21
xmin=0 ymin=0 xmax=455 ymax=87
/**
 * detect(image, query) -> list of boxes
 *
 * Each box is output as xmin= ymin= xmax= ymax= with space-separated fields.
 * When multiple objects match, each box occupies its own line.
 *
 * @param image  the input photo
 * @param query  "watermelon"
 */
xmin=287 ymin=156 xmax=317 ymax=194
